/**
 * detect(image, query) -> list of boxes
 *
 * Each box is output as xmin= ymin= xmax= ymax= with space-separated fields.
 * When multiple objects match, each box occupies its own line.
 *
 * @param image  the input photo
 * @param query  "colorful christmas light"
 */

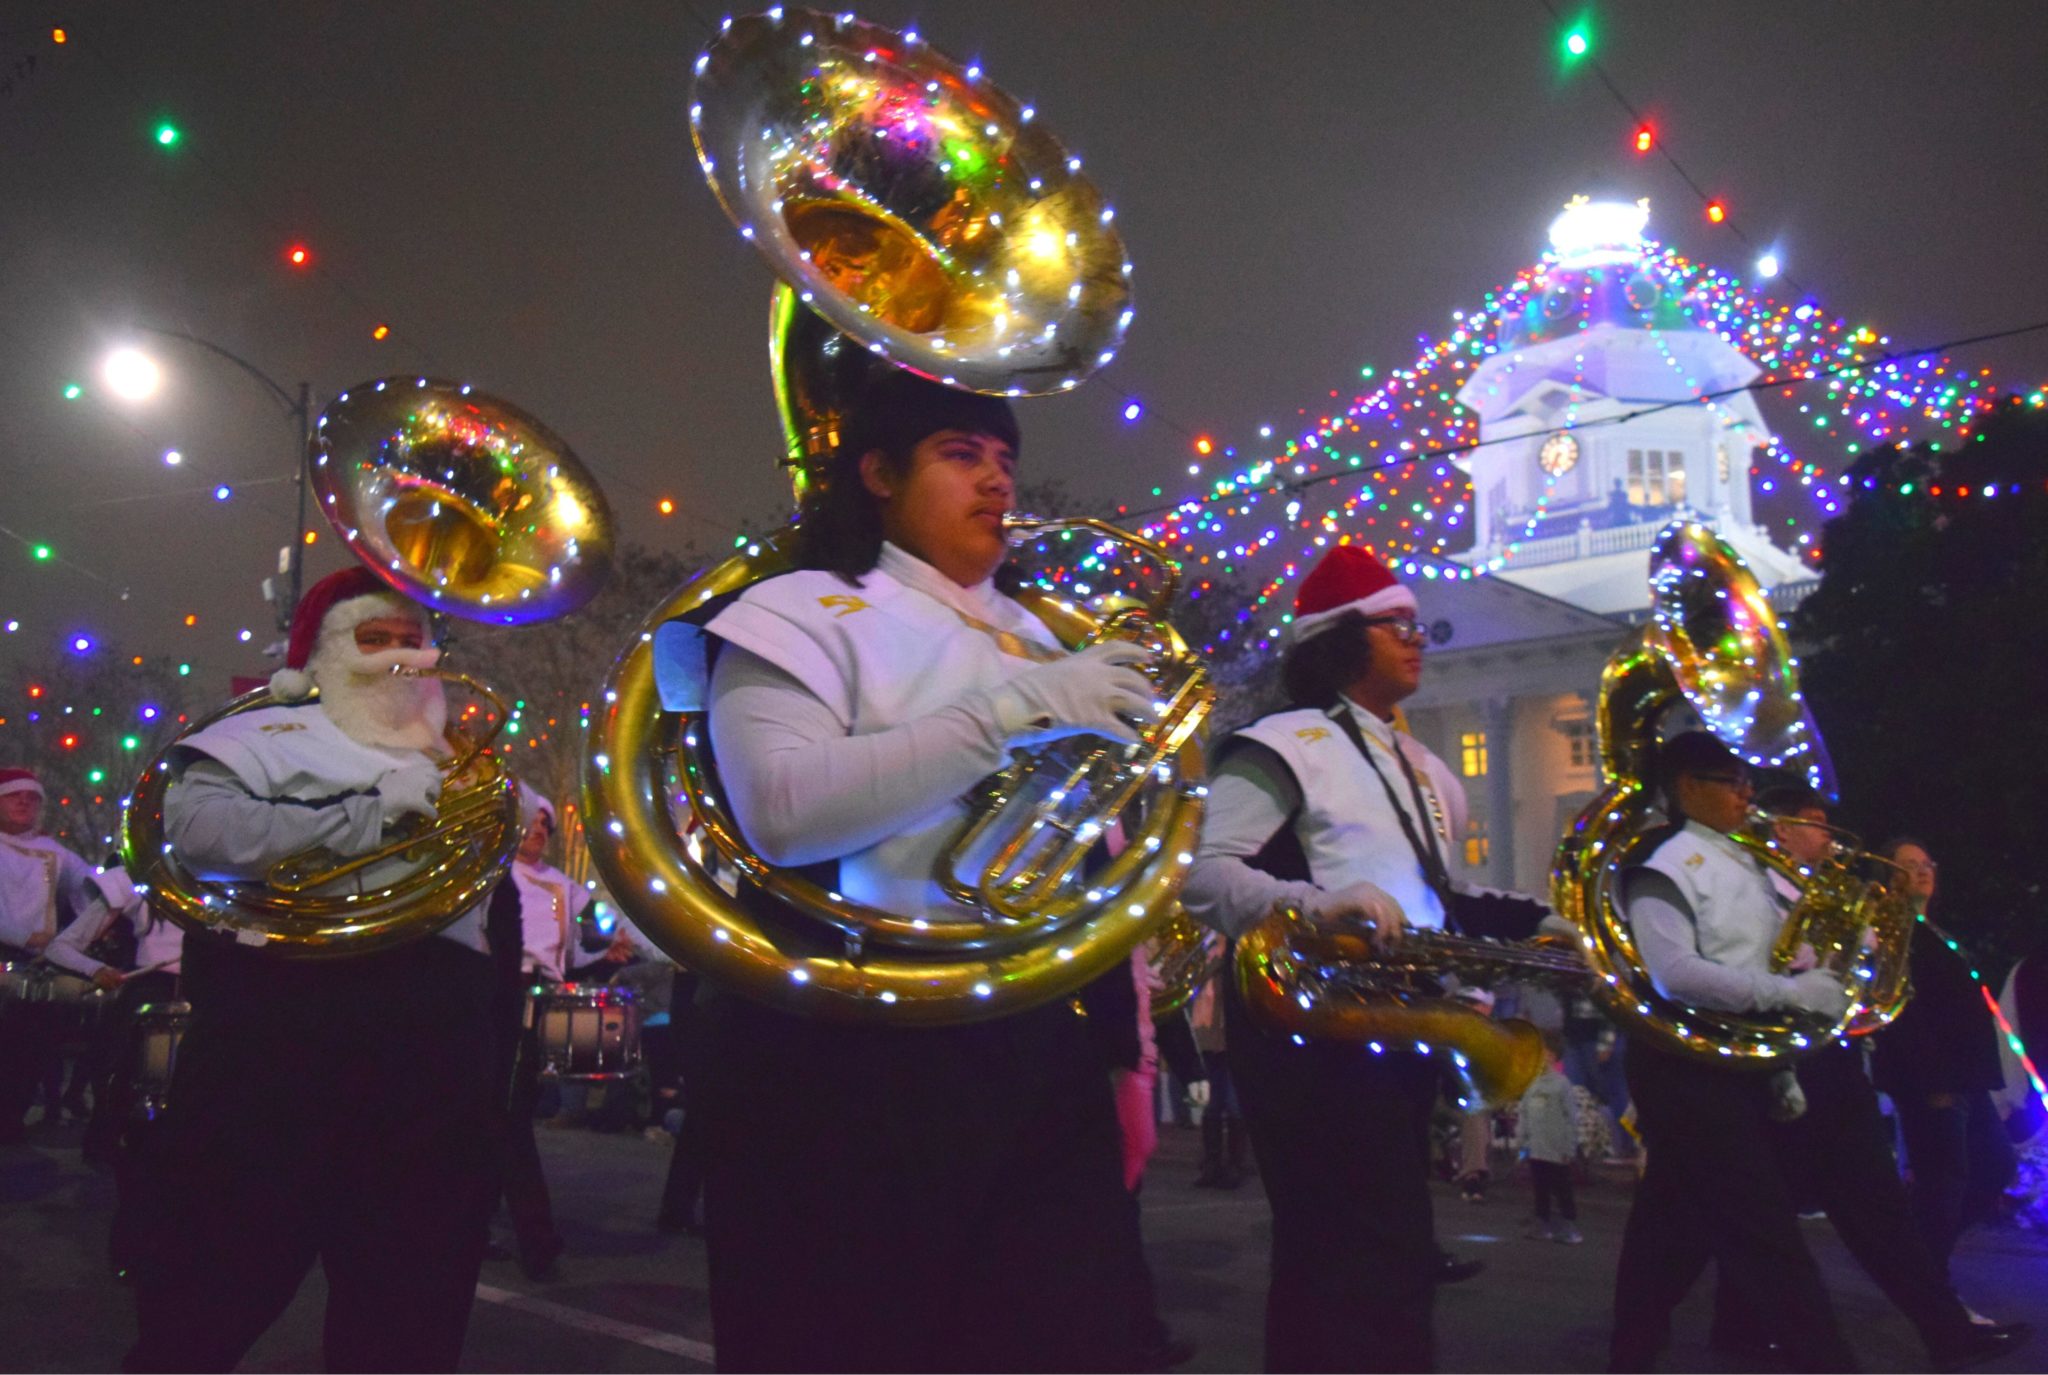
xmin=1056 ymin=230 xmax=2008 ymax=656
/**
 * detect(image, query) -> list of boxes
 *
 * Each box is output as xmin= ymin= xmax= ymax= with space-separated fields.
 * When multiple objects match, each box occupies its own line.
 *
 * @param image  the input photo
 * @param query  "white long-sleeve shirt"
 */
xmin=512 ymin=858 xmax=591 ymax=982
xmin=696 ymin=543 xmax=1069 ymax=920
xmin=0 ymin=830 xmax=98 ymax=949
xmin=1623 ymin=821 xmax=1816 ymax=1015
xmin=44 ymin=882 xmax=184 ymax=978
xmin=163 ymin=702 xmax=491 ymax=953
xmin=1184 ymin=697 xmax=1471 ymax=938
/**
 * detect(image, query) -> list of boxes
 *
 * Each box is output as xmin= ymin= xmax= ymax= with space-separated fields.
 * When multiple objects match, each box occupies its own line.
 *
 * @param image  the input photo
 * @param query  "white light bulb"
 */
xmin=102 ymin=347 xmax=162 ymax=402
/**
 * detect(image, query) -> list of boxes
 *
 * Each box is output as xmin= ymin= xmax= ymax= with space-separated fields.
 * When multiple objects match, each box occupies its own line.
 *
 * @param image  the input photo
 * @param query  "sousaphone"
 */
xmin=582 ymin=8 xmax=1212 ymax=1024
xmin=123 ymin=379 xmax=613 ymax=956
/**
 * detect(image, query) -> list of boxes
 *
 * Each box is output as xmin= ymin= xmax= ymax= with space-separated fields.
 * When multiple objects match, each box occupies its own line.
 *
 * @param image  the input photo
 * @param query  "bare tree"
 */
xmin=0 ymin=654 xmax=190 ymax=859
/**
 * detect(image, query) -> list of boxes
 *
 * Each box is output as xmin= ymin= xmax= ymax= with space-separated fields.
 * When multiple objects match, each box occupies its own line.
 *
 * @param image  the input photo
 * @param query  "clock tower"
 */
xmin=1451 ymin=198 xmax=1808 ymax=613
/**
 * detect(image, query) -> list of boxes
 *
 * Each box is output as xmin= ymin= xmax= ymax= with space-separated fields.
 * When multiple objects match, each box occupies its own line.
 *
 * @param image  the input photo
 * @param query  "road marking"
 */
xmin=474 ymin=1283 xmax=716 ymax=1365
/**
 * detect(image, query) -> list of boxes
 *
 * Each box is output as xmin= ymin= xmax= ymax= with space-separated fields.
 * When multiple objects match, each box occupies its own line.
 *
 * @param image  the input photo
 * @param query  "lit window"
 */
xmin=1460 ymin=730 xmax=1488 ymax=778
xmin=1561 ymin=717 xmax=1597 ymax=770
xmin=1464 ymin=820 xmax=1489 ymax=867
xmin=1627 ymin=449 xmax=1686 ymax=505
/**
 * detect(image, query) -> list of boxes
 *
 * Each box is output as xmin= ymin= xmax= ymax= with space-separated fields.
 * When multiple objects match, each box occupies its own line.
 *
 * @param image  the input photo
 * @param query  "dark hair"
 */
xmin=1755 ymin=781 xmax=1827 ymax=819
xmin=1655 ymin=730 xmax=1743 ymax=816
xmin=1280 ymin=612 xmax=1376 ymax=710
xmin=792 ymin=371 xmax=1021 ymax=583
xmin=1877 ymin=834 xmax=1931 ymax=865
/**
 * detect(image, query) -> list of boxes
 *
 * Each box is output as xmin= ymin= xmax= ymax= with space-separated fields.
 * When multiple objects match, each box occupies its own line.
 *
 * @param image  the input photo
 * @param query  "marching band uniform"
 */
xmin=496 ymin=786 xmax=586 ymax=1277
xmin=669 ymin=536 xmax=1149 ymax=1371
xmin=1708 ymin=861 xmax=2022 ymax=1368
xmin=125 ymin=567 xmax=510 ymax=1373
xmin=1611 ymin=795 xmax=1857 ymax=1372
xmin=43 ymin=867 xmax=185 ymax=983
xmin=0 ymin=768 xmax=98 ymax=1142
xmin=43 ymin=867 xmax=182 ymax=1162
xmin=511 ymin=798 xmax=590 ymax=986
xmin=1183 ymin=546 xmax=1543 ymax=1374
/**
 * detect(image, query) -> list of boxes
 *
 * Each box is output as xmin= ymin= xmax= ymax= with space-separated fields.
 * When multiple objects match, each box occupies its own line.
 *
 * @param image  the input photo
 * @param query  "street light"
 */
xmin=101 ymin=347 xmax=163 ymax=402
xmin=98 ymin=329 xmax=314 ymax=628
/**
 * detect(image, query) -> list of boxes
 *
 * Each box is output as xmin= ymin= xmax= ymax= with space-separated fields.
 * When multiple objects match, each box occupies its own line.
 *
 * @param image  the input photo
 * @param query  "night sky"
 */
xmin=5 ymin=2 xmax=2046 ymax=692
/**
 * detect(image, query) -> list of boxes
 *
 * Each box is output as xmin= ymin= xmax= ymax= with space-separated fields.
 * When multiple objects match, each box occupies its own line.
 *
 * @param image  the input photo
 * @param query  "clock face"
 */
xmin=1539 ymin=433 xmax=1580 ymax=477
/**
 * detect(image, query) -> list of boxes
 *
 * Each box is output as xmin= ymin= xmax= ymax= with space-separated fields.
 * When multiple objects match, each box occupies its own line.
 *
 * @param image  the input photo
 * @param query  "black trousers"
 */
xmin=500 ymin=1020 xmax=561 ymax=1260
xmin=1531 ymin=1159 xmax=1577 ymax=1222
xmin=1896 ymin=1087 xmax=2017 ymax=1287
xmin=1227 ymin=987 xmax=1438 ymax=1374
xmin=696 ymin=989 xmax=1146 ymax=1373
xmin=655 ymin=974 xmax=706 ymax=1228
xmin=1609 ymin=1039 xmax=1856 ymax=1373
xmin=1711 ymin=1042 xmax=1972 ymax=1353
xmin=123 ymin=934 xmax=503 ymax=1373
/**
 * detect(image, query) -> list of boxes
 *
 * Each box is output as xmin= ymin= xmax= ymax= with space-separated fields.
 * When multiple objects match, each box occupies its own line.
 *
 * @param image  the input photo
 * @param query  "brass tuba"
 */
xmin=581 ymin=8 xmax=1211 ymax=1024
xmin=1551 ymin=520 xmax=1911 ymax=1060
xmin=122 ymin=380 xmax=613 ymax=957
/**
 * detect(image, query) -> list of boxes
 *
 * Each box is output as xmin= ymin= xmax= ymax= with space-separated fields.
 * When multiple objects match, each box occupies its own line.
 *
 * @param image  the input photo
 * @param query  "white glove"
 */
xmin=1302 ymin=881 xmax=1408 ymax=949
xmin=988 ymin=641 xmax=1155 ymax=747
xmin=1777 ymin=968 xmax=1851 ymax=1017
xmin=376 ymin=760 xmax=442 ymax=828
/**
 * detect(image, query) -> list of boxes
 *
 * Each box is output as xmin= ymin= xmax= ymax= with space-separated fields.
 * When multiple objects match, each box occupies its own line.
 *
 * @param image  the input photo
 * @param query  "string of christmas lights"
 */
xmin=1044 ymin=236 xmax=2040 ymax=655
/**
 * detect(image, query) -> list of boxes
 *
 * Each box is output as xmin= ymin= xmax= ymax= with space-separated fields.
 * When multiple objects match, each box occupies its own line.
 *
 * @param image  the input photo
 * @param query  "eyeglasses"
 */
xmin=1361 ymin=615 xmax=1428 ymax=646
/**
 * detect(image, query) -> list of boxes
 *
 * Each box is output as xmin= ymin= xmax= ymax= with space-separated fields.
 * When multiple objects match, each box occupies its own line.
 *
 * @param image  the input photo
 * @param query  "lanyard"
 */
xmin=1326 ymin=706 xmax=1455 ymax=908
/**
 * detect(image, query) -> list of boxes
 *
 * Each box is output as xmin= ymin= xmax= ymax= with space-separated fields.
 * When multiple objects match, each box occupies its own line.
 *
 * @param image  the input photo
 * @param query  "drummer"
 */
xmin=493 ymin=786 xmax=589 ymax=1278
xmin=43 ymin=865 xmax=184 ymax=1164
xmin=0 ymin=766 xmax=99 ymax=1144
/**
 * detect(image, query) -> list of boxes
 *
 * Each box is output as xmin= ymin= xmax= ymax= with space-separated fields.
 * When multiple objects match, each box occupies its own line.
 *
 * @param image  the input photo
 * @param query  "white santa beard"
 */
xmin=308 ymin=640 xmax=450 ymax=755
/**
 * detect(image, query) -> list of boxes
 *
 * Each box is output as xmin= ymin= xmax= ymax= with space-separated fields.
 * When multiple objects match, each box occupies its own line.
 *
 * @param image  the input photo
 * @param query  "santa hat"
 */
xmin=0 ymin=767 xmax=43 ymax=800
xmin=519 ymin=781 xmax=555 ymax=830
xmin=1289 ymin=545 xmax=1417 ymax=643
xmin=270 ymin=566 xmax=421 ymax=702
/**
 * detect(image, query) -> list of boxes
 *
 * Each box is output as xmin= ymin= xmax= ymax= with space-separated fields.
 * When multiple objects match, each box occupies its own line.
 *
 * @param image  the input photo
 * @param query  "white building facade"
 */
xmin=1391 ymin=200 xmax=1817 ymax=897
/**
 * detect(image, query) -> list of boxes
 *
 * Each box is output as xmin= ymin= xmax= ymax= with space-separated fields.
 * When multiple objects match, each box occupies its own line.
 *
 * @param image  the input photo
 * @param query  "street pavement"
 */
xmin=3 ymin=1115 xmax=2043 ymax=1372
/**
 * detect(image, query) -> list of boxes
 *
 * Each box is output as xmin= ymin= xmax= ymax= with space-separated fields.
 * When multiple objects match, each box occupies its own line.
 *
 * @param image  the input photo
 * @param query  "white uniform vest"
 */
xmin=672 ymin=551 xmax=1063 ymax=924
xmin=1637 ymin=820 xmax=1786 ymax=976
xmin=45 ymin=866 xmax=185 ymax=975
xmin=512 ymin=858 xmax=590 ymax=981
xmin=0 ymin=832 xmax=95 ymax=948
xmin=1234 ymin=703 xmax=1467 ymax=931
xmin=176 ymin=702 xmax=489 ymax=952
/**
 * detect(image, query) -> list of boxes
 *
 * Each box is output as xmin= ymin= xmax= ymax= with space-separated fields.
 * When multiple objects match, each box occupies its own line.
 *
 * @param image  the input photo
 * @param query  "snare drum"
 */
xmin=130 ymin=1000 xmax=192 ymax=1121
xmin=17 ymin=965 xmax=111 ymax=1040
xmin=530 ymin=983 xmax=641 ymax=1083
xmin=0 ymin=960 xmax=37 ymax=1003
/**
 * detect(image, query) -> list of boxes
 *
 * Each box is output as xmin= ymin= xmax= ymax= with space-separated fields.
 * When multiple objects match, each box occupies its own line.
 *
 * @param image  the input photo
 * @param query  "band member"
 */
xmin=512 ymin=787 xmax=589 ymax=986
xmin=1707 ymin=789 xmax=2028 ymax=1368
xmin=672 ymin=370 xmax=1152 ymax=1370
xmin=0 ymin=766 xmax=98 ymax=1143
xmin=124 ymin=567 xmax=514 ymax=1373
xmin=1608 ymin=732 xmax=1858 ymax=1372
xmin=497 ymin=784 xmax=585 ymax=1278
xmin=1182 ymin=544 xmax=1549 ymax=1373
xmin=1872 ymin=837 xmax=2025 ymax=1311
xmin=42 ymin=865 xmax=183 ymax=1164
